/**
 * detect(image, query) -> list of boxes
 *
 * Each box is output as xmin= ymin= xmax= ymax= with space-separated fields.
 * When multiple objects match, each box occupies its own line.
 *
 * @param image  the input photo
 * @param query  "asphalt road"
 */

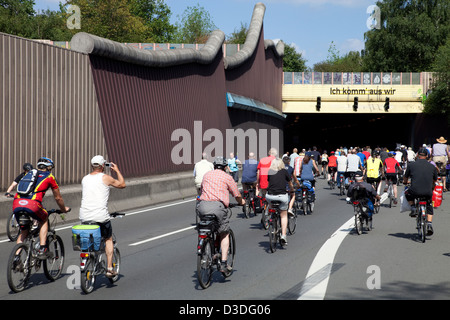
xmin=1 ymin=177 xmax=449 ymax=303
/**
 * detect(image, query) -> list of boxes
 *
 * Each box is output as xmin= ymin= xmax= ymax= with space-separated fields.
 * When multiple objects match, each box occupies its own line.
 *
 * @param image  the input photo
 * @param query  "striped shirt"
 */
xmin=200 ymin=169 xmax=241 ymax=207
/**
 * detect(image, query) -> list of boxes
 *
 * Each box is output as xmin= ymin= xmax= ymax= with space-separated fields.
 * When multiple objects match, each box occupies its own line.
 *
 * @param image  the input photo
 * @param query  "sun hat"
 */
xmin=436 ymin=136 xmax=447 ymax=143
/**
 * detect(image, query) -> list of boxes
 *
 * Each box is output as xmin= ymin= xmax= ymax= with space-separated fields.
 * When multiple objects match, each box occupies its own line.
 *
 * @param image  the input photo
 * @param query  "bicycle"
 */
xmin=73 ymin=212 xmax=124 ymax=294
xmin=196 ymin=204 xmax=237 ymax=289
xmin=386 ymin=178 xmax=395 ymax=208
xmin=267 ymin=200 xmax=291 ymax=252
xmin=413 ymin=196 xmax=430 ymax=243
xmin=6 ymin=212 xmax=21 ymax=242
xmin=6 ymin=209 xmax=67 ymax=293
xmin=349 ymin=198 xmax=372 ymax=235
xmin=242 ymin=184 xmax=257 ymax=219
xmin=338 ymin=173 xmax=345 ymax=196
xmin=298 ymin=180 xmax=315 ymax=215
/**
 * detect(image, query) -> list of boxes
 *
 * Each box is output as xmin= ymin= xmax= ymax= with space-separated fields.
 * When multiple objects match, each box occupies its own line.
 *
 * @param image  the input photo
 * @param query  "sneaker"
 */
xmin=106 ymin=268 xmax=118 ymax=278
xmin=288 ymin=209 xmax=294 ymax=217
xmin=280 ymin=235 xmax=288 ymax=246
xmin=427 ymin=223 xmax=434 ymax=236
xmin=393 ymin=199 xmax=398 ymax=205
xmin=220 ymin=262 xmax=232 ymax=274
xmin=37 ymin=247 xmax=49 ymax=260
xmin=409 ymin=208 xmax=417 ymax=217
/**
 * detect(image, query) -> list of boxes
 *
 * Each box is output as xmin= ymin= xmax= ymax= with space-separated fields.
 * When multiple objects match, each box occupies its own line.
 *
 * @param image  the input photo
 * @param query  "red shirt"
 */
xmin=328 ymin=155 xmax=337 ymax=167
xmin=200 ymin=169 xmax=241 ymax=207
xmin=383 ymin=157 xmax=400 ymax=174
xmin=257 ymin=155 xmax=275 ymax=189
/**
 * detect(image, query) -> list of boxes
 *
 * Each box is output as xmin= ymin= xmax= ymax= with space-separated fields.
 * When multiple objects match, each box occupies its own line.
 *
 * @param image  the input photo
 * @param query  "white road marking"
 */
xmin=298 ymin=216 xmax=354 ymax=300
xmin=129 ymin=226 xmax=196 ymax=246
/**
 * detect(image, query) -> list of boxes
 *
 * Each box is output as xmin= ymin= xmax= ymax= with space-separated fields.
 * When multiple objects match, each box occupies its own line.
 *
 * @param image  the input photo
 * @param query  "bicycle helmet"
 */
xmin=213 ymin=156 xmax=228 ymax=169
xmin=37 ymin=157 xmax=54 ymax=169
xmin=22 ymin=163 xmax=33 ymax=172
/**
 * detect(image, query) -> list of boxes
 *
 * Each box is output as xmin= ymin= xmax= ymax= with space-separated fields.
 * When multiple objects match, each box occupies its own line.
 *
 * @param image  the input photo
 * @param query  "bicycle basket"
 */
xmin=197 ymin=215 xmax=219 ymax=233
xmin=72 ymin=225 xmax=101 ymax=251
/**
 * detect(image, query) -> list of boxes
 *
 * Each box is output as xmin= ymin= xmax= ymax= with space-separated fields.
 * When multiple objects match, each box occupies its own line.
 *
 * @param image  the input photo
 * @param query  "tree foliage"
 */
xmin=173 ymin=3 xmax=217 ymax=43
xmin=226 ymin=22 xmax=247 ymax=44
xmin=423 ymin=37 xmax=450 ymax=121
xmin=363 ymin=0 xmax=450 ymax=72
xmin=282 ymin=42 xmax=307 ymax=72
xmin=313 ymin=41 xmax=363 ymax=72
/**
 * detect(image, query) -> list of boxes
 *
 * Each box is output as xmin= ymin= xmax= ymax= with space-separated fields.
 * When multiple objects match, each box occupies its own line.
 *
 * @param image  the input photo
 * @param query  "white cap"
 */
xmin=91 ymin=155 xmax=106 ymax=166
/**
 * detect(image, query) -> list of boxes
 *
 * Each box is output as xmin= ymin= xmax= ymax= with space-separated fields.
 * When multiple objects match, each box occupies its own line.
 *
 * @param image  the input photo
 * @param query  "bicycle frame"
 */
xmin=415 ymin=199 xmax=428 ymax=243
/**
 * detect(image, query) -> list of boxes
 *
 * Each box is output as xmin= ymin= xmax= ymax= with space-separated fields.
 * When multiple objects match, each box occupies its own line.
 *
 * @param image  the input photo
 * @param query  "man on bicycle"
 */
xmin=198 ymin=156 xmax=245 ymax=274
xmin=347 ymin=171 xmax=380 ymax=220
xmin=79 ymin=155 xmax=126 ymax=278
xmin=403 ymin=148 xmax=438 ymax=235
xmin=12 ymin=157 xmax=70 ymax=259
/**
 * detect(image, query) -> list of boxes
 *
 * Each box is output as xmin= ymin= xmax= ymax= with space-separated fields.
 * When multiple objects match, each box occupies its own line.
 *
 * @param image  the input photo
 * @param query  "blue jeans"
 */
xmin=366 ymin=199 xmax=374 ymax=218
xmin=337 ymin=172 xmax=345 ymax=187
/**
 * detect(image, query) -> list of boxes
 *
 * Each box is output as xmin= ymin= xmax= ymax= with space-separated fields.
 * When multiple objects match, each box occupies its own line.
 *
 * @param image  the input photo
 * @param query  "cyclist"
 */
xmin=12 ymin=157 xmax=70 ymax=259
xmin=257 ymin=148 xmax=277 ymax=197
xmin=403 ymin=148 xmax=438 ymax=235
xmin=298 ymin=152 xmax=319 ymax=188
xmin=347 ymin=171 xmax=380 ymax=221
xmin=383 ymin=152 xmax=401 ymax=205
xmin=241 ymin=152 xmax=259 ymax=193
xmin=327 ymin=151 xmax=337 ymax=185
xmin=266 ymin=158 xmax=295 ymax=246
xmin=336 ymin=150 xmax=348 ymax=188
xmin=320 ymin=151 xmax=328 ymax=177
xmin=79 ymin=155 xmax=126 ymax=278
xmin=366 ymin=150 xmax=383 ymax=195
xmin=193 ymin=153 xmax=214 ymax=196
xmin=198 ymin=156 xmax=245 ymax=274
xmin=5 ymin=162 xmax=33 ymax=197
xmin=346 ymin=149 xmax=363 ymax=186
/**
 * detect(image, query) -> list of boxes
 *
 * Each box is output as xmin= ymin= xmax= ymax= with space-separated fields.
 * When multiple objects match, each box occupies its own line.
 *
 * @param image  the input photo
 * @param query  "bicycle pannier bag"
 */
xmin=16 ymin=169 xmax=39 ymax=196
xmin=72 ymin=225 xmax=101 ymax=251
xmin=253 ymin=196 xmax=264 ymax=213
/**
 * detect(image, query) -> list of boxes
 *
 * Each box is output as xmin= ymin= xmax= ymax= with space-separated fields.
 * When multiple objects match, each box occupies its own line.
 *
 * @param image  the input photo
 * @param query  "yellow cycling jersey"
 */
xmin=366 ymin=157 xmax=382 ymax=178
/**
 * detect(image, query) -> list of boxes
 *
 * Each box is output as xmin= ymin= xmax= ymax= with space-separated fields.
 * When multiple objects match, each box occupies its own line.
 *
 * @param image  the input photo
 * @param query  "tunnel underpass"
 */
xmin=283 ymin=113 xmax=418 ymax=153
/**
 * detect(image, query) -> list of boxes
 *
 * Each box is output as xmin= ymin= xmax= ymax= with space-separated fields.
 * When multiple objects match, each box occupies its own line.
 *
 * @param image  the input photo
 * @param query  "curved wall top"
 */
xmin=70 ymin=2 xmax=284 ymax=69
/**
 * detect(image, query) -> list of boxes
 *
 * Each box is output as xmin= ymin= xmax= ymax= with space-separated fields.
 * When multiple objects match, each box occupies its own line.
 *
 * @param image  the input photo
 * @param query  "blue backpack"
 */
xmin=16 ymin=169 xmax=39 ymax=196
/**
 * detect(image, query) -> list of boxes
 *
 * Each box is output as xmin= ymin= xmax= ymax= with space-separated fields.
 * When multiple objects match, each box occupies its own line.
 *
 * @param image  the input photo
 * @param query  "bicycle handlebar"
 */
xmin=110 ymin=212 xmax=126 ymax=218
xmin=48 ymin=208 xmax=71 ymax=214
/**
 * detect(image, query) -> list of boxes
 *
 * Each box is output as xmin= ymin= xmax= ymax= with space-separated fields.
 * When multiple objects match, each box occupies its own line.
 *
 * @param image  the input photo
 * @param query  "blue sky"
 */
xmin=34 ymin=0 xmax=377 ymax=68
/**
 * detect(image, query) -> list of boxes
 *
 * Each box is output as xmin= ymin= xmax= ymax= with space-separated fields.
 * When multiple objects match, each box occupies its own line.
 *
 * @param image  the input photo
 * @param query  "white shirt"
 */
xmin=337 ymin=155 xmax=348 ymax=172
xmin=347 ymin=154 xmax=361 ymax=172
xmin=194 ymin=159 xmax=214 ymax=188
xmin=79 ymin=173 xmax=110 ymax=223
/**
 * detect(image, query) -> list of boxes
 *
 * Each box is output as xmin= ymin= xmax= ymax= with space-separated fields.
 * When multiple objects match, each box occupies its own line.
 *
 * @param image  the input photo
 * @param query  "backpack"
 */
xmin=16 ymin=169 xmax=39 ymax=196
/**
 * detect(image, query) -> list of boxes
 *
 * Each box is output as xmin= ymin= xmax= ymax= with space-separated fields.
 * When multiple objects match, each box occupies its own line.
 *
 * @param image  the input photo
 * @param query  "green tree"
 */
xmin=424 ymin=37 xmax=450 ymax=122
xmin=63 ymin=0 xmax=148 ymax=42
xmin=313 ymin=41 xmax=363 ymax=72
xmin=0 ymin=0 xmax=36 ymax=37
xmin=129 ymin=0 xmax=176 ymax=42
xmin=33 ymin=8 xmax=72 ymax=40
xmin=363 ymin=0 xmax=450 ymax=71
xmin=226 ymin=22 xmax=247 ymax=44
xmin=173 ymin=3 xmax=216 ymax=43
xmin=282 ymin=42 xmax=307 ymax=72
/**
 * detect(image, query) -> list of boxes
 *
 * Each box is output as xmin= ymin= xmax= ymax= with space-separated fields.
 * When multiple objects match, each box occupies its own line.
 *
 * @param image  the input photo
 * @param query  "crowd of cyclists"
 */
xmin=194 ymin=137 xmax=447 ymax=274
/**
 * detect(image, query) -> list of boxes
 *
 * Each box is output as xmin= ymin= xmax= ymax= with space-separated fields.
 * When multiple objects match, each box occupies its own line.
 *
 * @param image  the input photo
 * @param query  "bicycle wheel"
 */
xmin=417 ymin=207 xmax=426 ymax=243
xmin=222 ymin=229 xmax=235 ymax=278
xmin=302 ymin=199 xmax=308 ymax=215
xmin=7 ymin=213 xmax=20 ymax=242
xmin=288 ymin=208 xmax=297 ymax=235
xmin=197 ymin=238 xmax=213 ymax=289
xmin=81 ymin=256 xmax=96 ymax=294
xmin=243 ymin=201 xmax=250 ymax=219
xmin=268 ymin=215 xmax=278 ymax=253
xmin=261 ymin=206 xmax=269 ymax=230
xmin=355 ymin=211 xmax=363 ymax=235
xmin=43 ymin=234 xmax=65 ymax=281
xmin=7 ymin=243 xmax=31 ymax=293
xmin=108 ymin=247 xmax=121 ymax=283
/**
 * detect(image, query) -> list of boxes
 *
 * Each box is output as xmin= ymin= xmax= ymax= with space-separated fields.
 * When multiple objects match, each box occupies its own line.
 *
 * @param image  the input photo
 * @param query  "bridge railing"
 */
xmin=283 ymin=72 xmax=422 ymax=85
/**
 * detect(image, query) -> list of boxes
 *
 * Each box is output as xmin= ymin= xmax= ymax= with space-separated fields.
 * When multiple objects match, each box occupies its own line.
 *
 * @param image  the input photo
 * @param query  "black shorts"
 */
xmin=328 ymin=167 xmax=337 ymax=174
xmin=404 ymin=189 xmax=433 ymax=215
xmin=385 ymin=173 xmax=397 ymax=184
xmin=366 ymin=177 xmax=381 ymax=184
xmin=96 ymin=220 xmax=113 ymax=239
